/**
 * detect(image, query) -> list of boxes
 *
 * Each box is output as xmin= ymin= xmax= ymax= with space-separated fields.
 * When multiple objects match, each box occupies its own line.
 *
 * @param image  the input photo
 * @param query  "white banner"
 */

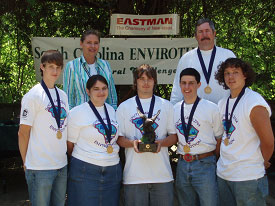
xmin=31 ymin=37 xmax=197 ymax=85
xmin=110 ymin=14 xmax=180 ymax=35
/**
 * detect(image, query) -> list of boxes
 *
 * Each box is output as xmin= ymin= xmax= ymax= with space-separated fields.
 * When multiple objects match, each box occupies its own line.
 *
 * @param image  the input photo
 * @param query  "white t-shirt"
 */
xmin=88 ymin=63 xmax=97 ymax=76
xmin=174 ymin=99 xmax=223 ymax=155
xmin=116 ymin=96 xmax=176 ymax=184
xmin=20 ymin=83 xmax=69 ymax=170
xmin=68 ymin=102 xmax=119 ymax=167
xmin=217 ymin=88 xmax=271 ymax=181
xmin=170 ymin=46 xmax=236 ymax=105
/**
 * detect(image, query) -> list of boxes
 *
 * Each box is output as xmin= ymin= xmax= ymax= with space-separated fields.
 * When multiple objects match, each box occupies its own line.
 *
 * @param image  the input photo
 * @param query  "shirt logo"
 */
xmin=222 ymin=119 xmax=235 ymax=138
xmin=22 ymin=109 xmax=28 ymax=118
xmin=94 ymin=123 xmax=117 ymax=140
xmin=176 ymin=123 xmax=199 ymax=143
xmin=48 ymin=106 xmax=67 ymax=127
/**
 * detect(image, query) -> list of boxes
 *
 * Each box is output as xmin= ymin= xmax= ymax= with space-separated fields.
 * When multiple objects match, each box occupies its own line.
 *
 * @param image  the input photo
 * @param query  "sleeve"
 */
xmin=170 ymin=58 xmax=184 ymax=105
xmin=105 ymin=61 xmax=118 ymax=110
xmin=116 ymin=104 xmax=126 ymax=136
xmin=165 ymin=102 xmax=177 ymax=135
xmin=211 ymin=104 xmax=224 ymax=139
xmin=246 ymin=93 xmax=271 ymax=118
xmin=20 ymin=95 xmax=37 ymax=126
xmin=63 ymin=61 xmax=76 ymax=110
xmin=67 ymin=109 xmax=81 ymax=143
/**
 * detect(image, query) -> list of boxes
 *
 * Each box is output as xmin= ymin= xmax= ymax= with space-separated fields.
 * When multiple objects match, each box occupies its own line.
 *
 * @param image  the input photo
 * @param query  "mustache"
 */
xmin=201 ymin=37 xmax=211 ymax=41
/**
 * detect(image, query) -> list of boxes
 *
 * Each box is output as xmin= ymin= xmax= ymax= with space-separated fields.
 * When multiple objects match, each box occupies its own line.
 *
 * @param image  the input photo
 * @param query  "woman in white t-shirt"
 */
xmin=67 ymin=75 xmax=121 ymax=206
xmin=215 ymin=58 xmax=274 ymax=206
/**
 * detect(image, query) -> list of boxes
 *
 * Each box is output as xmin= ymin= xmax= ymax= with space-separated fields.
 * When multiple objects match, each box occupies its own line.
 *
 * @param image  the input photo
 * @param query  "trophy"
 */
xmin=137 ymin=108 xmax=160 ymax=152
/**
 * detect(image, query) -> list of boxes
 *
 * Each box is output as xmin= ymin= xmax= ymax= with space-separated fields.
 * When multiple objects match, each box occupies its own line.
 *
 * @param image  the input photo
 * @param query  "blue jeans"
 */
xmin=25 ymin=165 xmax=67 ymax=206
xmin=217 ymin=175 xmax=268 ymax=206
xmin=123 ymin=181 xmax=174 ymax=206
xmin=175 ymin=155 xmax=218 ymax=206
xmin=67 ymin=156 xmax=122 ymax=206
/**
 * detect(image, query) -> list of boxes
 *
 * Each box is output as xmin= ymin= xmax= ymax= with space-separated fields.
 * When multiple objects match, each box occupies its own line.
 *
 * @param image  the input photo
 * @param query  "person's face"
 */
xmin=80 ymin=34 xmax=100 ymax=58
xmin=180 ymin=75 xmax=201 ymax=101
xmin=224 ymin=67 xmax=246 ymax=91
xmin=86 ymin=80 xmax=108 ymax=106
xmin=195 ymin=22 xmax=216 ymax=49
xmin=136 ymin=73 xmax=155 ymax=97
xmin=41 ymin=62 xmax=62 ymax=82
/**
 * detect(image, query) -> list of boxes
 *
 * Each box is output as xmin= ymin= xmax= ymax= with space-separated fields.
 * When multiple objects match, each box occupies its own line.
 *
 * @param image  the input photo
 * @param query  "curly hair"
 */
xmin=215 ymin=58 xmax=256 ymax=90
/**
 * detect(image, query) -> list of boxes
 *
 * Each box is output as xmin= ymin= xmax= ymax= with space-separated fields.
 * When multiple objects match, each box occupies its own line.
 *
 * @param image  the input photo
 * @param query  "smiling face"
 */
xmin=86 ymin=80 xmax=108 ymax=107
xmin=80 ymin=34 xmax=100 ymax=62
xmin=224 ymin=67 xmax=246 ymax=96
xmin=180 ymin=75 xmax=201 ymax=104
xmin=195 ymin=22 xmax=216 ymax=50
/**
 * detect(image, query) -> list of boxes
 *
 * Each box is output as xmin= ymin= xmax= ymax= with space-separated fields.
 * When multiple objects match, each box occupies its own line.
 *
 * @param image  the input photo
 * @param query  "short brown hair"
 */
xmin=40 ymin=50 xmax=63 ymax=76
xmin=215 ymin=58 xmax=256 ymax=90
xmin=81 ymin=29 xmax=100 ymax=42
xmin=133 ymin=64 xmax=157 ymax=91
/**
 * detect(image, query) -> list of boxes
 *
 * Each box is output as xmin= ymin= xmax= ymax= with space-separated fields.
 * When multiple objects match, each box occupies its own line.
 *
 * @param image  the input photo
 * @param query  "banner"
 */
xmin=110 ymin=14 xmax=180 ymax=35
xmin=32 ymin=37 xmax=197 ymax=85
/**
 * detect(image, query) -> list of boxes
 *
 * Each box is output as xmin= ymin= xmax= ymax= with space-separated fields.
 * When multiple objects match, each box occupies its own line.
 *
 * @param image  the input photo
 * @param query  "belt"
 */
xmin=180 ymin=151 xmax=214 ymax=163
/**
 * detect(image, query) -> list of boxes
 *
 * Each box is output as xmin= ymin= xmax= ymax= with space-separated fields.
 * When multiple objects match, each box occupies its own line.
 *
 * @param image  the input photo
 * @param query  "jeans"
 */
xmin=175 ymin=155 xmax=218 ymax=206
xmin=123 ymin=181 xmax=174 ymax=206
xmin=217 ymin=175 xmax=268 ymax=206
xmin=67 ymin=156 xmax=122 ymax=206
xmin=25 ymin=165 xmax=67 ymax=206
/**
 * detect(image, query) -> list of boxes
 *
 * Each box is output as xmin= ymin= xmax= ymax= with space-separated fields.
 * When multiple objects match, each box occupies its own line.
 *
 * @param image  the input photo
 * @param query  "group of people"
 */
xmin=18 ymin=18 xmax=274 ymax=206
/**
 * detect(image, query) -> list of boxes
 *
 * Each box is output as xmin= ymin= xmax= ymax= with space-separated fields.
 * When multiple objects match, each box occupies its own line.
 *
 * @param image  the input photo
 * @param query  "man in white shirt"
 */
xmin=215 ymin=58 xmax=274 ymax=206
xmin=116 ymin=64 xmax=177 ymax=206
xmin=170 ymin=18 xmax=236 ymax=105
xmin=18 ymin=50 xmax=69 ymax=206
xmin=174 ymin=68 xmax=223 ymax=206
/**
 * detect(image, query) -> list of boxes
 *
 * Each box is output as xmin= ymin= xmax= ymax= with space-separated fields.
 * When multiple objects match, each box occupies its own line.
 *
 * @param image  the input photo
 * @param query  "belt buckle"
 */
xmin=183 ymin=154 xmax=194 ymax=162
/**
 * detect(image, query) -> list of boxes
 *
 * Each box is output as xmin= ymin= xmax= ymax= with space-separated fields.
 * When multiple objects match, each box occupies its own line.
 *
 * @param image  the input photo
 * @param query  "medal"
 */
xmin=204 ymin=85 xmax=212 ymax=94
xmin=183 ymin=145 xmax=190 ymax=153
xmin=107 ymin=145 xmax=113 ymax=154
xmin=56 ymin=130 xmax=62 ymax=139
xmin=197 ymin=46 xmax=216 ymax=92
xmin=224 ymin=138 xmax=229 ymax=146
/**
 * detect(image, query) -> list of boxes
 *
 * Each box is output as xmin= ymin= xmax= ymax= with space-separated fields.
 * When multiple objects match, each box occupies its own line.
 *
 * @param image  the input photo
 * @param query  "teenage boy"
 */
xmin=116 ymin=64 xmax=177 ymax=206
xmin=215 ymin=58 xmax=274 ymax=206
xmin=18 ymin=50 xmax=69 ymax=206
xmin=174 ymin=68 xmax=223 ymax=206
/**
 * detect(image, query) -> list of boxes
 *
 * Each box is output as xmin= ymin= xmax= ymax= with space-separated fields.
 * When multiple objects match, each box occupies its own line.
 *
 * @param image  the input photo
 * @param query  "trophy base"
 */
xmin=138 ymin=143 xmax=157 ymax=152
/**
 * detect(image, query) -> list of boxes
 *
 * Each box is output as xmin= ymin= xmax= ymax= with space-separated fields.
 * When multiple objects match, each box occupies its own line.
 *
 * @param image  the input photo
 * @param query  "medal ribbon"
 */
xmin=225 ymin=87 xmax=246 ymax=137
xmin=197 ymin=46 xmax=216 ymax=85
xmin=88 ymin=101 xmax=112 ymax=143
xmin=41 ymin=80 xmax=61 ymax=129
xmin=80 ymin=57 xmax=98 ymax=78
xmin=181 ymin=97 xmax=200 ymax=143
xmin=135 ymin=95 xmax=155 ymax=120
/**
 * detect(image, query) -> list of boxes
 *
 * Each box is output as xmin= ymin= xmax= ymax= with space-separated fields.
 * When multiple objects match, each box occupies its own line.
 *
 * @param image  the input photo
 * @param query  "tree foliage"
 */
xmin=0 ymin=0 xmax=274 ymax=103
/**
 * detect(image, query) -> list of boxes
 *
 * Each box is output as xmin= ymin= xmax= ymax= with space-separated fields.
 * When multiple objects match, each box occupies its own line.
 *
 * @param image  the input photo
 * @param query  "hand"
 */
xmin=264 ymin=161 xmax=271 ymax=169
xmin=133 ymin=140 xmax=141 ymax=153
xmin=154 ymin=139 xmax=163 ymax=153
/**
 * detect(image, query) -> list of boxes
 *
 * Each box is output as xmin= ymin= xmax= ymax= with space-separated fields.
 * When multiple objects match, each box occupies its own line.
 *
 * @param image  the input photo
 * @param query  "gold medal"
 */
xmin=107 ymin=145 xmax=113 ymax=154
xmin=204 ymin=85 xmax=212 ymax=94
xmin=183 ymin=145 xmax=190 ymax=153
xmin=224 ymin=138 xmax=229 ymax=146
xmin=56 ymin=130 xmax=62 ymax=139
